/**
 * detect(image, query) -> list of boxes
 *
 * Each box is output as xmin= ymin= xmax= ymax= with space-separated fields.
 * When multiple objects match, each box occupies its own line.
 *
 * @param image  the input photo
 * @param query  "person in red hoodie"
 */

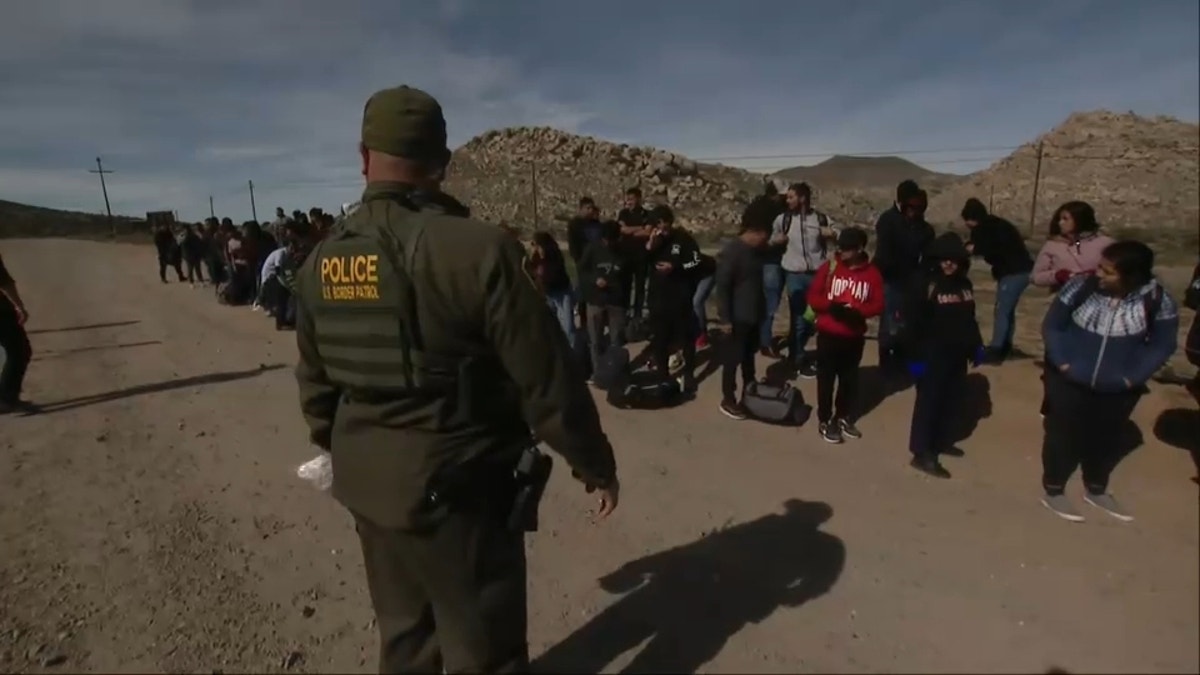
xmin=806 ymin=227 xmax=885 ymax=444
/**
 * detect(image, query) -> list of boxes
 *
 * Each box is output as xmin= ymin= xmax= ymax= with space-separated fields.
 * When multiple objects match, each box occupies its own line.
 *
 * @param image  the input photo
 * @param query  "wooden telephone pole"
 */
xmin=248 ymin=180 xmax=259 ymax=222
xmin=209 ymin=195 xmax=216 ymax=220
xmin=1027 ymin=140 xmax=1045 ymax=237
xmin=89 ymin=157 xmax=115 ymax=237
xmin=530 ymin=159 xmax=539 ymax=230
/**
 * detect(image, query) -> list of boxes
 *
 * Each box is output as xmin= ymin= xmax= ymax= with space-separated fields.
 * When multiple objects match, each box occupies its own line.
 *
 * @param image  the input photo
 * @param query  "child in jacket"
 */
xmin=806 ymin=227 xmax=884 ymax=443
xmin=902 ymin=232 xmax=985 ymax=480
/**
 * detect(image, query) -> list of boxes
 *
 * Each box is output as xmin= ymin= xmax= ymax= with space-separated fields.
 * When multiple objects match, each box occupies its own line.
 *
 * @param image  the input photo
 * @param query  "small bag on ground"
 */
xmin=742 ymin=380 xmax=811 ymax=425
xmin=593 ymin=345 xmax=631 ymax=391
xmin=606 ymin=370 xmax=683 ymax=410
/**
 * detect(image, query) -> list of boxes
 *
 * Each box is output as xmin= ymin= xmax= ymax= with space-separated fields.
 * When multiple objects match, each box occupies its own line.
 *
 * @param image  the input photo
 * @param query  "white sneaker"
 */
xmin=1084 ymin=493 xmax=1134 ymax=522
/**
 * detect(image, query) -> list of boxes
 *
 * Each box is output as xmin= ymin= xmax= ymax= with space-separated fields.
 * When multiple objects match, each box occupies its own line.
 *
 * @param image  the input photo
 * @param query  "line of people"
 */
xmin=151 ymin=206 xmax=334 ymax=330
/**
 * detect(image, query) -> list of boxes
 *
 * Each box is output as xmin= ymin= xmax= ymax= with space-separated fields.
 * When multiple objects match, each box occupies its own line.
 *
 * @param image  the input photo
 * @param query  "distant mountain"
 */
xmin=770 ymin=155 xmax=958 ymax=190
xmin=927 ymin=110 xmax=1199 ymax=245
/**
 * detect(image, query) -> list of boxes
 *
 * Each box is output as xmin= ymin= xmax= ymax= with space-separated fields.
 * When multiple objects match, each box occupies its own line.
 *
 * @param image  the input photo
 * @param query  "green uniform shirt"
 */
xmin=293 ymin=182 xmax=617 ymax=529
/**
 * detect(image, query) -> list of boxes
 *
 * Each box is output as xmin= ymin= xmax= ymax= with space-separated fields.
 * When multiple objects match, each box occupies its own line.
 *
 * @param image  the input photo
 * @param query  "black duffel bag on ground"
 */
xmin=742 ymin=380 xmax=812 ymax=426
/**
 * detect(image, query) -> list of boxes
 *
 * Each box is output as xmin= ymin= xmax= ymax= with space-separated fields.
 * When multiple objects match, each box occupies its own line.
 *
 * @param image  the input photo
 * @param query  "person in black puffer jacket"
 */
xmin=1185 ymin=261 xmax=1200 ymax=403
xmin=874 ymin=181 xmax=935 ymax=371
xmin=901 ymin=232 xmax=985 ymax=480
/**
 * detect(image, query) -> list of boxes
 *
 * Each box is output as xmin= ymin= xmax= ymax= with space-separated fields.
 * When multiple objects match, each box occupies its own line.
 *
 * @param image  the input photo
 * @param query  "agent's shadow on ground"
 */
xmin=28 ymin=363 xmax=286 ymax=416
xmin=1152 ymin=407 xmax=1200 ymax=483
xmin=534 ymin=499 xmax=845 ymax=674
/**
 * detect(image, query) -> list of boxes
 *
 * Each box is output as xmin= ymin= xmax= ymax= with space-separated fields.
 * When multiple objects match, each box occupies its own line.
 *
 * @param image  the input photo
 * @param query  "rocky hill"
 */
xmin=772 ymin=155 xmax=957 ymax=190
xmin=0 ymin=200 xmax=143 ymax=239
xmin=927 ymin=111 xmax=1199 ymax=245
xmin=443 ymin=127 xmax=894 ymax=241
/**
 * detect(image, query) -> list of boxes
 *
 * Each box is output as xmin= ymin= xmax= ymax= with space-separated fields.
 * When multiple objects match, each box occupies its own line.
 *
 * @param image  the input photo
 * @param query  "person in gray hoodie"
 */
xmin=770 ymin=182 xmax=838 ymax=379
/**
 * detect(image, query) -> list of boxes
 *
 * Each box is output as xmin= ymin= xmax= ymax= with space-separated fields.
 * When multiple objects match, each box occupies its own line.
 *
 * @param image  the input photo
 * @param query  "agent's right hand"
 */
xmin=587 ymin=478 xmax=619 ymax=521
xmin=596 ymin=277 xmax=608 ymax=288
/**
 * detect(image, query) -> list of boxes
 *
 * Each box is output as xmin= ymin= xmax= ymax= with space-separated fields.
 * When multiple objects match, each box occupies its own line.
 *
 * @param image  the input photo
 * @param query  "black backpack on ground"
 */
xmin=624 ymin=315 xmax=651 ymax=343
xmin=605 ymin=370 xmax=684 ymax=410
xmin=592 ymin=345 xmax=630 ymax=391
xmin=742 ymin=380 xmax=811 ymax=426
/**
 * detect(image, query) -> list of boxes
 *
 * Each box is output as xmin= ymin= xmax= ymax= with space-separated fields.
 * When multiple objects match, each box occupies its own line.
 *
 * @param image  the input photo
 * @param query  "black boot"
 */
xmin=910 ymin=454 xmax=951 ymax=479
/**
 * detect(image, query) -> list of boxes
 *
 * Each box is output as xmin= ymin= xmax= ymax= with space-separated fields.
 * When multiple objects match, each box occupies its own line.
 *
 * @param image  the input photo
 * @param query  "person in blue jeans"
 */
xmin=873 ymin=181 xmax=933 ymax=373
xmin=772 ymin=183 xmax=838 ymax=378
xmin=744 ymin=183 xmax=786 ymax=355
xmin=531 ymin=232 xmax=577 ymax=349
xmin=692 ymin=252 xmax=717 ymax=349
xmin=961 ymin=198 xmax=1033 ymax=363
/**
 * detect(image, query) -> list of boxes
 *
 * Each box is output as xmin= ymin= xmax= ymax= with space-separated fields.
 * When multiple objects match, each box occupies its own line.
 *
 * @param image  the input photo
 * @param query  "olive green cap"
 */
xmin=361 ymin=85 xmax=449 ymax=163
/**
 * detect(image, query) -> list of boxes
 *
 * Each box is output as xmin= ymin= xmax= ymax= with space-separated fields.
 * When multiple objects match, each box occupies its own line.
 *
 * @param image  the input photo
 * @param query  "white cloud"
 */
xmin=0 ymin=0 xmax=1195 ymax=222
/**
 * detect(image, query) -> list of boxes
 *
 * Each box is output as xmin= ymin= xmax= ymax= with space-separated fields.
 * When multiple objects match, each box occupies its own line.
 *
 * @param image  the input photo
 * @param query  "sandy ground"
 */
xmin=0 ymin=238 xmax=1197 ymax=674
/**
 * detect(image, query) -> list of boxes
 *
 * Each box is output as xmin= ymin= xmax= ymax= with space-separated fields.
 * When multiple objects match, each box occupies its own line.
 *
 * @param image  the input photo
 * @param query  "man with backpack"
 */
xmin=771 ymin=182 xmax=838 ymax=379
xmin=874 ymin=181 xmax=934 ymax=373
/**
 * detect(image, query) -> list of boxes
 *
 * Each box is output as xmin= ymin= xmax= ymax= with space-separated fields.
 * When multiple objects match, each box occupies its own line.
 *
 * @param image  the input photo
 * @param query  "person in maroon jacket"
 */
xmin=806 ymin=227 xmax=885 ymax=443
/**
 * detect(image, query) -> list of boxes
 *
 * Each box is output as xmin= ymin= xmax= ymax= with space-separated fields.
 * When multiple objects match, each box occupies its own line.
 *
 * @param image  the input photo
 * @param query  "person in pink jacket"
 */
xmin=1031 ymin=201 xmax=1115 ymax=290
xmin=1032 ymin=200 xmax=1115 ymax=417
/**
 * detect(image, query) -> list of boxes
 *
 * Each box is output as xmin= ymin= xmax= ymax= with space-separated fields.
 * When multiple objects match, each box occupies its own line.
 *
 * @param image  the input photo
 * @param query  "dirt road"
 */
xmin=1 ymin=238 xmax=1197 ymax=674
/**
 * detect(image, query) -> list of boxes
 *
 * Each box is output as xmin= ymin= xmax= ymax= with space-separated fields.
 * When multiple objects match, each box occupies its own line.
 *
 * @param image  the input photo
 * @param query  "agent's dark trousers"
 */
xmin=353 ymin=510 xmax=529 ymax=674
xmin=908 ymin=357 xmax=968 ymax=457
xmin=650 ymin=308 xmax=695 ymax=385
xmin=158 ymin=256 xmax=184 ymax=282
xmin=815 ymin=332 xmax=865 ymax=424
xmin=0 ymin=312 xmax=32 ymax=404
xmin=184 ymin=257 xmax=205 ymax=283
xmin=721 ymin=322 xmax=758 ymax=403
xmin=1041 ymin=368 xmax=1142 ymax=496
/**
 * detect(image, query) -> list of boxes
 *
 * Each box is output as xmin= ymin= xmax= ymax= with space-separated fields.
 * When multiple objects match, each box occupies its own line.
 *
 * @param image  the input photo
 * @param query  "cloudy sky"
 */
xmin=1 ymin=0 xmax=1196 ymax=222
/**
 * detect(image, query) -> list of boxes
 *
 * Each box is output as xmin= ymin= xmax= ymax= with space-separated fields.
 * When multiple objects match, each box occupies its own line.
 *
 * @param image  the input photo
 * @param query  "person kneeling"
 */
xmin=903 ymin=233 xmax=985 ymax=479
xmin=806 ymin=227 xmax=884 ymax=443
xmin=714 ymin=214 xmax=771 ymax=419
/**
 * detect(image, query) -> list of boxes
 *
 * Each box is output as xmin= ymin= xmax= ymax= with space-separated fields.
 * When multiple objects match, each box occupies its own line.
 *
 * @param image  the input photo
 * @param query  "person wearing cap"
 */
xmin=291 ymin=85 xmax=619 ymax=673
xmin=805 ymin=227 xmax=885 ymax=444
xmin=900 ymin=232 xmax=986 ymax=479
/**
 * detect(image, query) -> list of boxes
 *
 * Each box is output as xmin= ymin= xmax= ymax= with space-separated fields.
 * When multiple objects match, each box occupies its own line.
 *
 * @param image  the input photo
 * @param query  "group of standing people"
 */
xmin=530 ymin=176 xmax=1194 ymax=523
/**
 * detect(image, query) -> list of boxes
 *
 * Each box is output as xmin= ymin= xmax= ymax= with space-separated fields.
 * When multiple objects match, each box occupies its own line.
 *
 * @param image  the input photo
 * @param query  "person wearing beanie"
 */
xmin=961 ymin=198 xmax=1034 ymax=363
xmin=902 ymin=232 xmax=985 ymax=479
xmin=874 ymin=181 xmax=934 ymax=373
xmin=806 ymin=227 xmax=885 ymax=443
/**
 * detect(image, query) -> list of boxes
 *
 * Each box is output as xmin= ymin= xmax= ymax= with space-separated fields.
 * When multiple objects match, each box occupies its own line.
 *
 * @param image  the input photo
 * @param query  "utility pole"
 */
xmin=1027 ymin=140 xmax=1045 ymax=237
xmin=209 ymin=195 xmax=215 ymax=220
xmin=248 ymin=180 xmax=258 ymax=222
xmin=89 ymin=156 xmax=115 ymax=237
xmin=530 ymin=158 xmax=539 ymax=230
xmin=988 ymin=184 xmax=995 ymax=213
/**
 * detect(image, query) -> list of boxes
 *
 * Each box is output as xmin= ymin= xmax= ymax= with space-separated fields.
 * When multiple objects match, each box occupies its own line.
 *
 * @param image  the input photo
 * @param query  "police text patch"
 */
xmin=320 ymin=254 xmax=381 ymax=301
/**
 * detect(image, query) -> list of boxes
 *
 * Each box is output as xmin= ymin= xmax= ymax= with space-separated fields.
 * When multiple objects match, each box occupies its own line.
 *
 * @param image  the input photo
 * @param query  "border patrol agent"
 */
xmin=292 ymin=86 xmax=620 ymax=673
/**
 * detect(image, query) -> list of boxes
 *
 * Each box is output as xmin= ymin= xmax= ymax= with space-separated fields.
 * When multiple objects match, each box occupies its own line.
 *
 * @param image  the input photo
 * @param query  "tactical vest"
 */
xmin=304 ymin=192 xmax=463 ymax=397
